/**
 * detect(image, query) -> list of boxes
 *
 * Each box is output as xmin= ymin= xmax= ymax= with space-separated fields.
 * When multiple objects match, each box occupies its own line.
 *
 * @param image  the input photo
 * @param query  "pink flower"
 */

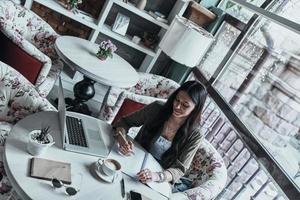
xmin=97 ymin=40 xmax=117 ymax=59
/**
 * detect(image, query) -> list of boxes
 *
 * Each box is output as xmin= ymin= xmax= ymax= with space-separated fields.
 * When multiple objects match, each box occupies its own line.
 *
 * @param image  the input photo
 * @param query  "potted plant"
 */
xmin=57 ymin=0 xmax=83 ymax=10
xmin=27 ymin=126 xmax=55 ymax=156
xmin=96 ymin=40 xmax=117 ymax=61
xmin=142 ymin=32 xmax=159 ymax=49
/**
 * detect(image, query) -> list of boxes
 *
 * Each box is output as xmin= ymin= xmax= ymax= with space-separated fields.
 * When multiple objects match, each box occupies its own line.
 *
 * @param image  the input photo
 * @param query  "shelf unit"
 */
xmin=101 ymin=24 xmax=157 ymax=56
xmin=24 ymin=0 xmax=188 ymax=73
xmin=25 ymin=0 xmax=99 ymax=29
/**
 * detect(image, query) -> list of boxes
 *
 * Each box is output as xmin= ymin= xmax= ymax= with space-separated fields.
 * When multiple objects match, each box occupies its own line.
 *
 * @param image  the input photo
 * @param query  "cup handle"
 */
xmin=97 ymin=158 xmax=104 ymax=164
xmin=96 ymin=158 xmax=104 ymax=170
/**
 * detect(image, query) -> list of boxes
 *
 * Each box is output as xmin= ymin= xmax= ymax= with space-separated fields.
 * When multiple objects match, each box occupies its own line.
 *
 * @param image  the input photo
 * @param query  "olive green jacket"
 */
xmin=113 ymin=101 xmax=203 ymax=183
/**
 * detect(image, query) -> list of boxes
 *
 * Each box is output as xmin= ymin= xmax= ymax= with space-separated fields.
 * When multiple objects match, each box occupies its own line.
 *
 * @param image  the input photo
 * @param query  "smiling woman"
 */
xmin=172 ymin=91 xmax=196 ymax=119
xmin=112 ymin=81 xmax=208 ymax=187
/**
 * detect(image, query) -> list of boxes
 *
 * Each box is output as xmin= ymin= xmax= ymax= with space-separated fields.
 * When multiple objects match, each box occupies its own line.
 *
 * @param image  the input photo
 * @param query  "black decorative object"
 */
xmin=64 ymin=76 xmax=95 ymax=115
xmin=142 ymin=32 xmax=159 ymax=49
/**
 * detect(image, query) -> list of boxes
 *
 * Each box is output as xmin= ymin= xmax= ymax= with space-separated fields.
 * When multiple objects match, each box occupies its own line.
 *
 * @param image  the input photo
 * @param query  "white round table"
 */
xmin=55 ymin=36 xmax=138 ymax=88
xmin=55 ymin=36 xmax=139 ymax=115
xmin=4 ymin=111 xmax=168 ymax=200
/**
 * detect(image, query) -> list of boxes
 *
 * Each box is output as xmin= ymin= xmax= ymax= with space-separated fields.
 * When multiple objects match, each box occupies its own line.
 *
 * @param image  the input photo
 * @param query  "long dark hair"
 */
xmin=139 ymin=81 xmax=207 ymax=168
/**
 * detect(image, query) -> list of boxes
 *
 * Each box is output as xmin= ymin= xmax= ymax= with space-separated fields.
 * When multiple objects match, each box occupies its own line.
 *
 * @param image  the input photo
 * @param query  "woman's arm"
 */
xmin=165 ymin=130 xmax=203 ymax=183
xmin=112 ymin=101 xmax=161 ymax=134
xmin=160 ymin=170 xmax=173 ymax=182
xmin=137 ymin=169 xmax=173 ymax=183
xmin=112 ymin=102 xmax=162 ymax=155
xmin=138 ymin=130 xmax=203 ymax=183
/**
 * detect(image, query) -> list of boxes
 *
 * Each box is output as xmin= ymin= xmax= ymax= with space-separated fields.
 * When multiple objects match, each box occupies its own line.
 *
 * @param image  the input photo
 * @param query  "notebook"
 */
xmin=30 ymin=158 xmax=71 ymax=184
xmin=108 ymin=143 xmax=171 ymax=198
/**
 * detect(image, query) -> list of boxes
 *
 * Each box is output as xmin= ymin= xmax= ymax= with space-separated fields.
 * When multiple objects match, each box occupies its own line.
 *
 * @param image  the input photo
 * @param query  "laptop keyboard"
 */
xmin=66 ymin=116 xmax=88 ymax=147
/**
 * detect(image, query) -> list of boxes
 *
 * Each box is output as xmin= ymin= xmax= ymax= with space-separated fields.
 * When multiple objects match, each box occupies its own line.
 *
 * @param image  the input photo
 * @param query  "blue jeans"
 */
xmin=172 ymin=178 xmax=193 ymax=193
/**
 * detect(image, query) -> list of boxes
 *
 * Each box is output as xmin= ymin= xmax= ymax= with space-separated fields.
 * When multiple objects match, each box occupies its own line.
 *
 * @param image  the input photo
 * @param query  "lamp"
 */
xmin=159 ymin=16 xmax=214 ymax=83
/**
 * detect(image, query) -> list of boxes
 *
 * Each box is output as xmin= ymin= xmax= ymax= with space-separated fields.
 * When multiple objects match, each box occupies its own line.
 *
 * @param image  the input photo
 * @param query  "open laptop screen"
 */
xmin=58 ymin=77 xmax=67 ymax=146
xmin=56 ymin=77 xmax=109 ymax=157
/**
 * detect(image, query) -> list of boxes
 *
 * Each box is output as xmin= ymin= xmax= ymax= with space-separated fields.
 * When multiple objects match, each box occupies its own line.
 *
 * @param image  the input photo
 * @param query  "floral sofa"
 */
xmin=99 ymin=72 xmax=180 ymax=124
xmin=0 ymin=0 xmax=63 ymax=97
xmin=182 ymin=138 xmax=227 ymax=200
xmin=0 ymin=61 xmax=55 ymax=198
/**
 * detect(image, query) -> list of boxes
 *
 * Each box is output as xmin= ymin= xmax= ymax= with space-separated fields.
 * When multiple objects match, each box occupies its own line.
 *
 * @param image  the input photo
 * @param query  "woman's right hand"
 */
xmin=115 ymin=128 xmax=134 ymax=155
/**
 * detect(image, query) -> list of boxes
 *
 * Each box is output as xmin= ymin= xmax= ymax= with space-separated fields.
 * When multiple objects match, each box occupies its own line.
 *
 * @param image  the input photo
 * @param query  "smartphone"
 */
xmin=130 ymin=191 xmax=152 ymax=200
xmin=130 ymin=191 xmax=142 ymax=200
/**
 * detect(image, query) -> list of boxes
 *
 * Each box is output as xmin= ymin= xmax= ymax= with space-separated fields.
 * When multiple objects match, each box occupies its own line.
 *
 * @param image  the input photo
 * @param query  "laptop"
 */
xmin=58 ymin=77 xmax=109 ymax=157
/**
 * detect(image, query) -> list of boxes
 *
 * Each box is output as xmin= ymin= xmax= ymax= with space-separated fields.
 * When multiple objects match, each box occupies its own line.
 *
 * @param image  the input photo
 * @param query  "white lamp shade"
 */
xmin=159 ymin=16 xmax=214 ymax=67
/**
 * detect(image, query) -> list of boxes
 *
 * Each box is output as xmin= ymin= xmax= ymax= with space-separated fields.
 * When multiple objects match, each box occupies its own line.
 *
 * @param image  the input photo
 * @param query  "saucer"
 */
xmin=93 ymin=163 xmax=122 ymax=183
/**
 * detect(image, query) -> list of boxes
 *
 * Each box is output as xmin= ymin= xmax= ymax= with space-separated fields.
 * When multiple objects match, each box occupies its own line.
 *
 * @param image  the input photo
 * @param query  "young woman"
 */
xmin=113 ymin=81 xmax=207 ymax=184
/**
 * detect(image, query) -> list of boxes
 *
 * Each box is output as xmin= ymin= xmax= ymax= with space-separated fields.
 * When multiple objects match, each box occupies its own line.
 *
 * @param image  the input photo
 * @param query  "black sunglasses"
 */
xmin=51 ymin=178 xmax=80 ymax=196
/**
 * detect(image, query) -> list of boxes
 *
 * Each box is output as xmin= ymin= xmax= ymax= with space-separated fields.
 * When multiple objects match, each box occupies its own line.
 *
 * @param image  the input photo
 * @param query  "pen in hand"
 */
xmin=118 ymin=131 xmax=135 ymax=155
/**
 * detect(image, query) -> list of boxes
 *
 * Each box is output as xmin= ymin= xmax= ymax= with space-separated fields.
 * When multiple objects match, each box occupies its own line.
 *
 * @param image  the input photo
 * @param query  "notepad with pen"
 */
xmin=30 ymin=158 xmax=71 ymax=184
xmin=107 ymin=143 xmax=171 ymax=198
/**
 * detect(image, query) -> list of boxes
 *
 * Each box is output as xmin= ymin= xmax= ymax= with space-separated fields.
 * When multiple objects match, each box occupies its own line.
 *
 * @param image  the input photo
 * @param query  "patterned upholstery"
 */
xmin=0 ymin=61 xmax=55 ymax=198
xmin=99 ymin=72 xmax=180 ymax=124
xmin=183 ymin=139 xmax=227 ymax=200
xmin=0 ymin=0 xmax=63 ymax=97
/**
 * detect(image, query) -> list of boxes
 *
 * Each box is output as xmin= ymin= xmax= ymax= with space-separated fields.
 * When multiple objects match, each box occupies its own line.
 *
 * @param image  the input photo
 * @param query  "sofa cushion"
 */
xmin=112 ymin=98 xmax=146 ymax=124
xmin=0 ymin=31 xmax=43 ymax=84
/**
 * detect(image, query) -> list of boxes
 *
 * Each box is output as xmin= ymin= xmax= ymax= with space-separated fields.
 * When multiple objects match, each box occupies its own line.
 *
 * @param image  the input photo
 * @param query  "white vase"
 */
xmin=27 ymin=130 xmax=55 ymax=156
xmin=136 ymin=0 xmax=147 ymax=10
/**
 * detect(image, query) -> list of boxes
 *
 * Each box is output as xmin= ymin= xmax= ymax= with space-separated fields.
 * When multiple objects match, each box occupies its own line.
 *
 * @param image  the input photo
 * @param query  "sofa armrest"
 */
xmin=184 ymin=169 xmax=227 ymax=200
xmin=0 ymin=61 xmax=56 ymax=124
xmin=170 ymin=192 xmax=190 ymax=200
xmin=0 ymin=28 xmax=52 ymax=87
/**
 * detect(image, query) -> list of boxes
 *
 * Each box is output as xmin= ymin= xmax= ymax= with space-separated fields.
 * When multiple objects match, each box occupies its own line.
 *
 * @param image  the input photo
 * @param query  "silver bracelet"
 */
xmin=158 ymin=172 xmax=165 ymax=182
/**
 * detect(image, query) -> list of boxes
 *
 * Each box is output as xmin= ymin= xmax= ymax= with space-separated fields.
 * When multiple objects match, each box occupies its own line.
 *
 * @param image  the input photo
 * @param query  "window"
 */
xmin=194 ymin=0 xmax=300 ymax=197
xmin=214 ymin=13 xmax=300 ymax=190
xmin=198 ymin=21 xmax=241 ymax=79
xmin=218 ymin=0 xmax=267 ymax=23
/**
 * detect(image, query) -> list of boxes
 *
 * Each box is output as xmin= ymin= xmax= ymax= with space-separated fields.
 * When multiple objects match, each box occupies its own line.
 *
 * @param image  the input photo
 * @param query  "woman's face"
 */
xmin=172 ymin=91 xmax=196 ymax=119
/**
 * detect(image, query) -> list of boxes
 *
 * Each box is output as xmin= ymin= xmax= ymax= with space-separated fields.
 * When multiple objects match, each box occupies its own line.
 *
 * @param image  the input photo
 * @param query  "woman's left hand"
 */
xmin=137 ymin=168 xmax=160 ymax=183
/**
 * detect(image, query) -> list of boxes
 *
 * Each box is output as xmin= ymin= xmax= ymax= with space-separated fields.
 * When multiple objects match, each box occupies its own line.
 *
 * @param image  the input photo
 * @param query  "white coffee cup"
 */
xmin=97 ymin=158 xmax=121 ymax=177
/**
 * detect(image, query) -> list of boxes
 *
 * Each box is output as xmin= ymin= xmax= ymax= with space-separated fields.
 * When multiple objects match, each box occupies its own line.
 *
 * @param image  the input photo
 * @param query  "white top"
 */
xmin=4 ymin=111 xmax=168 ymax=200
xmin=149 ymin=136 xmax=172 ymax=160
xmin=55 ymin=36 xmax=139 ymax=88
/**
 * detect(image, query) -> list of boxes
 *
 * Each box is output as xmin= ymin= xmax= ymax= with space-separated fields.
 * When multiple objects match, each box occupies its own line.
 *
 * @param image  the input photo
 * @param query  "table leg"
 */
xmin=66 ymin=76 xmax=95 ymax=115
